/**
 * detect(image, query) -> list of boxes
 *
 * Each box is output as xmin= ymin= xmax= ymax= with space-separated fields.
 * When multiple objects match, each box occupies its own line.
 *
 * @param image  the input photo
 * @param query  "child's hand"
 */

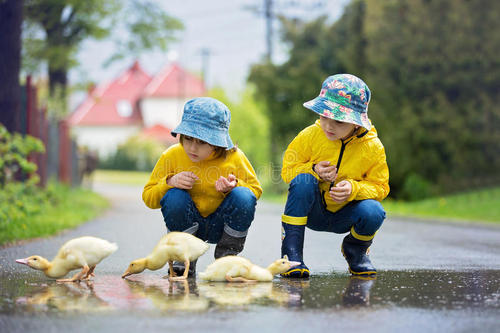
xmin=167 ymin=172 xmax=199 ymax=189
xmin=215 ymin=174 xmax=237 ymax=193
xmin=329 ymin=180 xmax=352 ymax=203
xmin=314 ymin=161 xmax=337 ymax=182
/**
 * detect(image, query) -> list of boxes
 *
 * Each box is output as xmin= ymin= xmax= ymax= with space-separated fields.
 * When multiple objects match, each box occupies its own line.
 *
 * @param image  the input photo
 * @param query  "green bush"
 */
xmin=400 ymin=173 xmax=434 ymax=202
xmin=0 ymin=124 xmax=108 ymax=246
xmin=0 ymin=124 xmax=45 ymax=187
xmin=100 ymin=136 xmax=167 ymax=171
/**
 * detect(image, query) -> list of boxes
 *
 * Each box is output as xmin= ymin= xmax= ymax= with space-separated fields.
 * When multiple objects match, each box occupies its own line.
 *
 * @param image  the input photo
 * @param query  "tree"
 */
xmin=0 ymin=0 xmax=23 ymax=133
xmin=23 ymin=0 xmax=183 ymax=108
xmin=248 ymin=1 xmax=367 ymax=167
xmin=364 ymin=0 xmax=500 ymax=195
xmin=249 ymin=0 xmax=500 ymax=198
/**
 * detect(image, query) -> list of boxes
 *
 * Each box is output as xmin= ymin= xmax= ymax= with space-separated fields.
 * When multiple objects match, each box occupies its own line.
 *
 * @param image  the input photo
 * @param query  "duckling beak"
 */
xmin=15 ymin=258 xmax=29 ymax=266
xmin=289 ymin=261 xmax=301 ymax=268
xmin=122 ymin=270 xmax=132 ymax=279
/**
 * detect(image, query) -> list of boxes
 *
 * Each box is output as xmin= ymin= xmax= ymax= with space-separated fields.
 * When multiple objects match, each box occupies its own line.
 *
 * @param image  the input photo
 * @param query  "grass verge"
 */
xmin=93 ymin=170 xmax=499 ymax=224
xmin=0 ymin=182 xmax=109 ymax=247
xmin=383 ymin=187 xmax=500 ymax=224
xmin=94 ymin=169 xmax=150 ymax=186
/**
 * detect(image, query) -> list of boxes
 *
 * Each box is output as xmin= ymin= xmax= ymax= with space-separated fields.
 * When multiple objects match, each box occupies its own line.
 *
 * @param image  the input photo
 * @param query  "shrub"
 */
xmin=0 ymin=124 xmax=45 ymax=187
xmin=400 ymin=172 xmax=434 ymax=201
xmin=100 ymin=136 xmax=167 ymax=171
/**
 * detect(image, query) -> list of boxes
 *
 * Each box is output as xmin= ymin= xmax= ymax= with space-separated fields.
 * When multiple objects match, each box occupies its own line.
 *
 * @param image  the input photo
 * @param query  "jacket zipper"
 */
xmin=330 ymin=139 xmax=348 ymax=190
xmin=321 ymin=139 xmax=348 ymax=207
xmin=320 ymin=129 xmax=368 ymax=208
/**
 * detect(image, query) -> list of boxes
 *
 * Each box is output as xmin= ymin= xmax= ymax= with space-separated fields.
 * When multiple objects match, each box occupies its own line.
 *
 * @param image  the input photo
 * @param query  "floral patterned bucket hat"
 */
xmin=303 ymin=74 xmax=372 ymax=131
xmin=171 ymin=97 xmax=234 ymax=149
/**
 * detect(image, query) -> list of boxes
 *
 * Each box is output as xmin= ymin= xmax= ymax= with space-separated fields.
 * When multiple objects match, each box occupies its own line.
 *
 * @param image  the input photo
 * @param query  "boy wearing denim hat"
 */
xmin=143 ymin=97 xmax=262 ymax=276
xmin=280 ymin=74 xmax=389 ymax=277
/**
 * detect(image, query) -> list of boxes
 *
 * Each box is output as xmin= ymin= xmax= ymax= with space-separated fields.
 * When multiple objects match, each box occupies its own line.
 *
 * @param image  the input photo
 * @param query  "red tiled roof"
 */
xmin=142 ymin=62 xmax=205 ymax=98
xmin=140 ymin=124 xmax=178 ymax=144
xmin=68 ymin=61 xmax=151 ymax=126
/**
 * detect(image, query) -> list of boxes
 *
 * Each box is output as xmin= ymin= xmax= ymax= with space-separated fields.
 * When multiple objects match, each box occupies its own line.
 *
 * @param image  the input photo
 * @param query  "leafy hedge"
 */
xmin=0 ymin=124 xmax=108 ymax=246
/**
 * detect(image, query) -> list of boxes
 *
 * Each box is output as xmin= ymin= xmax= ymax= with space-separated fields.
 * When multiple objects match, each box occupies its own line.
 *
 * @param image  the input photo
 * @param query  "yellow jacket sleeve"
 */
xmin=347 ymin=144 xmax=390 ymax=202
xmin=281 ymin=128 xmax=320 ymax=183
xmin=142 ymin=151 xmax=176 ymax=209
xmin=234 ymin=150 xmax=263 ymax=200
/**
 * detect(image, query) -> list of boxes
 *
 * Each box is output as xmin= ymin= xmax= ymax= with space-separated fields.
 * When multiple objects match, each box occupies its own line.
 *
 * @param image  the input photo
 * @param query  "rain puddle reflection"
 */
xmin=1 ymin=270 xmax=498 ymax=314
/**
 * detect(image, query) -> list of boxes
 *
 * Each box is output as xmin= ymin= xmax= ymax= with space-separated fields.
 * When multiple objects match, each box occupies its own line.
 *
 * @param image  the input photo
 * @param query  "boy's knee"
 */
xmin=357 ymin=200 xmax=386 ymax=228
xmin=227 ymin=187 xmax=257 ymax=212
xmin=289 ymin=173 xmax=318 ymax=195
xmin=160 ymin=188 xmax=191 ymax=209
xmin=160 ymin=189 xmax=193 ymax=220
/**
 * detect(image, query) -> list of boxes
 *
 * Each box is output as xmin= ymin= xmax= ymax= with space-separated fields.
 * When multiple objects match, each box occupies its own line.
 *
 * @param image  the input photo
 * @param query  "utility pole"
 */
xmin=200 ymin=48 xmax=211 ymax=89
xmin=264 ymin=0 xmax=273 ymax=63
xmin=246 ymin=0 xmax=325 ymax=64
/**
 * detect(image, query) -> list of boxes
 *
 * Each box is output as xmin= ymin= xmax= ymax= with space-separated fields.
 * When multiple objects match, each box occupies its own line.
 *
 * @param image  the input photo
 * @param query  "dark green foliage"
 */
xmin=23 ymin=0 xmax=183 ymax=99
xmin=0 ymin=124 xmax=45 ymax=187
xmin=249 ymin=0 xmax=500 ymax=198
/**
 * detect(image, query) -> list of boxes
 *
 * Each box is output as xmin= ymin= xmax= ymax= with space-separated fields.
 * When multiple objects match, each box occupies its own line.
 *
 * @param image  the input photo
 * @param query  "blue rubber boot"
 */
xmin=281 ymin=222 xmax=310 ymax=278
xmin=341 ymin=233 xmax=376 ymax=276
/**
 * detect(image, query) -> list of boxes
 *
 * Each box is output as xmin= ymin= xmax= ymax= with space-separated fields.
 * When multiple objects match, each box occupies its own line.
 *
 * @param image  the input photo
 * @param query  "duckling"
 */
xmin=122 ymin=232 xmax=209 ymax=281
xmin=15 ymin=236 xmax=118 ymax=282
xmin=199 ymin=255 xmax=301 ymax=282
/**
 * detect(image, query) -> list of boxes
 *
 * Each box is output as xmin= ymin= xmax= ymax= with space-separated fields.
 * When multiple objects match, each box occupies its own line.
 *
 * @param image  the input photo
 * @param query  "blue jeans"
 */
xmin=284 ymin=174 xmax=385 ymax=236
xmin=160 ymin=187 xmax=257 ymax=243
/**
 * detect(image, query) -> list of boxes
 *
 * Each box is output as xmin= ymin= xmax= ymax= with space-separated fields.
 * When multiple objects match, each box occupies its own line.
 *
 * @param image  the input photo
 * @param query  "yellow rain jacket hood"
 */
xmin=282 ymin=119 xmax=389 ymax=213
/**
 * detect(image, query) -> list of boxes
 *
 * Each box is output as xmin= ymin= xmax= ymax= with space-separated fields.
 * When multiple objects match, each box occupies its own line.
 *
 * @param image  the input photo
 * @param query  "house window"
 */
xmin=116 ymin=100 xmax=133 ymax=117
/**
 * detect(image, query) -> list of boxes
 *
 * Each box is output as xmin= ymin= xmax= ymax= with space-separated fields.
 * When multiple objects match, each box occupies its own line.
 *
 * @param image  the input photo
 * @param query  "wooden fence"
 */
xmin=20 ymin=76 xmax=80 ymax=187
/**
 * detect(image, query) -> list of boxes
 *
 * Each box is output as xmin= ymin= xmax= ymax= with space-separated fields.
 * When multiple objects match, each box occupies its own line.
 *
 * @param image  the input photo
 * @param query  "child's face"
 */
xmin=320 ymin=116 xmax=358 ymax=141
xmin=182 ymin=136 xmax=215 ymax=162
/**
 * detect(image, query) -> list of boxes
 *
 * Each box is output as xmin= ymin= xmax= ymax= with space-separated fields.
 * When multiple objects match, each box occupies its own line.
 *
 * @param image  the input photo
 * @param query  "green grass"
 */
xmin=263 ymin=185 xmax=500 ymax=224
xmin=94 ymin=170 xmax=500 ymax=224
xmin=383 ymin=187 xmax=500 ymax=224
xmin=0 ymin=182 xmax=109 ymax=247
xmin=94 ymin=169 xmax=150 ymax=185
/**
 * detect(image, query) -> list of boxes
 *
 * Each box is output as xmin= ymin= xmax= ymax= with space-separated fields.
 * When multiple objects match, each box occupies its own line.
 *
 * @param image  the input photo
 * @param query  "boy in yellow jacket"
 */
xmin=143 ymin=97 xmax=262 ymax=276
xmin=281 ymin=74 xmax=389 ymax=278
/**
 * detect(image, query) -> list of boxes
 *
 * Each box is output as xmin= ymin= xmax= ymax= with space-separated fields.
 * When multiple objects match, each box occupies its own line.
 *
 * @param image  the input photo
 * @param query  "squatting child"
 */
xmin=143 ymin=97 xmax=262 ymax=276
xmin=280 ymin=74 xmax=389 ymax=278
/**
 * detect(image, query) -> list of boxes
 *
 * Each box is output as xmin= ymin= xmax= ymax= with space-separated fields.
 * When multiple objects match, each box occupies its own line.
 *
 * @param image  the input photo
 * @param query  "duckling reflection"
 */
xmin=198 ymin=281 xmax=292 ymax=306
xmin=341 ymin=276 xmax=375 ymax=307
xmin=15 ymin=281 xmax=110 ymax=312
xmin=270 ymin=280 xmax=310 ymax=308
xmin=124 ymin=277 xmax=209 ymax=311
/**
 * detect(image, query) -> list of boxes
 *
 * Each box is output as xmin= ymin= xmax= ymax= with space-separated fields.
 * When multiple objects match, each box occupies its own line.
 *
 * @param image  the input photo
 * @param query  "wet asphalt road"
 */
xmin=1 ymin=182 xmax=499 ymax=332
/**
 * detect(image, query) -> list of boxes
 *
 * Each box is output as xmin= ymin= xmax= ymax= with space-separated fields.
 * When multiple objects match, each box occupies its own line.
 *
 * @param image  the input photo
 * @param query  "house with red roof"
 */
xmin=68 ymin=61 xmax=205 ymax=157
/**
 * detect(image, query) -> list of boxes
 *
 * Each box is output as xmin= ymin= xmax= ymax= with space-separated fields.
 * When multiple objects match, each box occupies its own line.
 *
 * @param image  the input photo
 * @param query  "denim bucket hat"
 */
xmin=303 ymin=74 xmax=372 ymax=130
xmin=171 ymin=97 xmax=234 ymax=149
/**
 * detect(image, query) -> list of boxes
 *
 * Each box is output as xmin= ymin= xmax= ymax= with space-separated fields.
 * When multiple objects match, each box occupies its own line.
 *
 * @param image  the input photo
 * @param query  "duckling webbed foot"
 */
xmin=57 ymin=265 xmax=90 ymax=283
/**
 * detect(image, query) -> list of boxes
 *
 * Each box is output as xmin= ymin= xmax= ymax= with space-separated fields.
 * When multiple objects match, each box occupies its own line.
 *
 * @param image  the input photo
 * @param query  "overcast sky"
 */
xmin=69 ymin=0 xmax=349 ymax=99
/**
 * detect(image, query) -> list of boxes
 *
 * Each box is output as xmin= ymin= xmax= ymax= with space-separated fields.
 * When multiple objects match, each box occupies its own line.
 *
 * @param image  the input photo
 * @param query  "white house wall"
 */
xmin=71 ymin=125 xmax=141 ymax=157
xmin=140 ymin=97 xmax=190 ymax=129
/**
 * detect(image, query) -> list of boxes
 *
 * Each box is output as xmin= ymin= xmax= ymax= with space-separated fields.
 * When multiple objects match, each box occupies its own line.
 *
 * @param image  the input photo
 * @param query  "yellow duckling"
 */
xmin=15 ymin=236 xmax=118 ymax=282
xmin=199 ymin=255 xmax=301 ymax=282
xmin=122 ymin=232 xmax=209 ymax=281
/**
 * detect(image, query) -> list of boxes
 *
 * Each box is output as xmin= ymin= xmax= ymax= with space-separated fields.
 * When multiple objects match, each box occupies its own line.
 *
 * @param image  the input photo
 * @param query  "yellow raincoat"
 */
xmin=143 ymin=144 xmax=262 ymax=217
xmin=282 ymin=120 xmax=389 ymax=213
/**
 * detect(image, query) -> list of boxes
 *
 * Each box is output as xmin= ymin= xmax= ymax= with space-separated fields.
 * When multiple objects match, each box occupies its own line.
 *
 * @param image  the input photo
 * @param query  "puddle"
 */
xmin=1 ymin=270 xmax=498 ymax=314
